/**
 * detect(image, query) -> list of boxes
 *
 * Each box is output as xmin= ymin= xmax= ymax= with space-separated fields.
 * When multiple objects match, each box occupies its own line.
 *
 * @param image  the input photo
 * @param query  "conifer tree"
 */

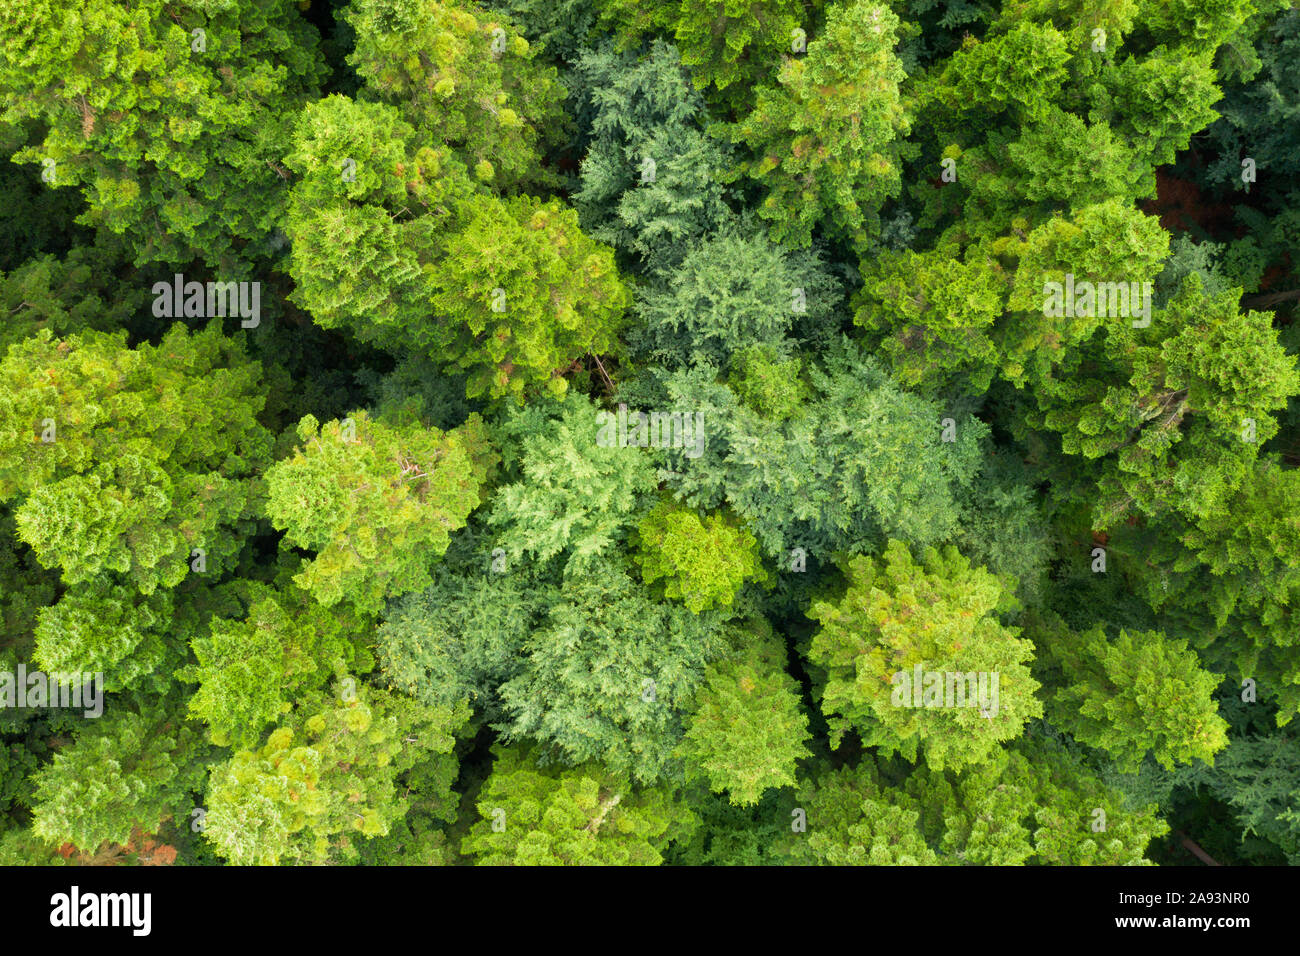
xmin=807 ymin=540 xmax=1042 ymax=772
xmin=29 ymin=703 xmax=210 ymax=853
xmin=461 ymin=744 xmax=695 ymax=865
xmin=0 ymin=0 xmax=325 ymax=267
xmin=496 ymin=555 xmax=729 ymax=783
xmin=572 ymin=40 xmax=732 ymax=271
xmin=789 ymin=761 xmax=942 ymax=865
xmin=727 ymin=0 xmax=910 ymax=250
xmin=0 ymin=324 xmax=271 ymax=590
xmin=1047 ymin=625 xmax=1229 ymax=771
xmin=680 ymin=624 xmax=811 ymax=805
xmin=344 ymin=0 xmax=566 ymax=190
xmin=486 ymin=393 xmax=658 ymax=573
xmin=427 ymin=193 xmax=632 ymax=402
xmin=204 ymin=688 xmax=468 ymax=865
xmin=181 ymin=576 xmax=376 ymax=748
xmin=264 ymin=411 xmax=496 ymax=613
xmin=284 ymin=95 xmax=630 ymax=401
xmin=672 ymin=0 xmax=802 ymax=108
xmin=632 ymin=501 xmax=768 ymax=612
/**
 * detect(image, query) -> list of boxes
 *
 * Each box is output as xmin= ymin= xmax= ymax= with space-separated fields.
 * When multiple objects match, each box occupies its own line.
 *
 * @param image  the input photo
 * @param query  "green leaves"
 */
xmin=727 ymin=0 xmax=910 ymax=250
xmin=0 ymin=0 xmax=325 ymax=268
xmin=632 ymin=500 xmax=768 ymax=612
xmin=487 ymin=393 xmax=657 ymax=573
xmin=496 ymin=555 xmax=728 ymax=783
xmin=428 ymin=194 xmax=631 ymax=402
xmin=808 ymin=540 xmax=1042 ymax=772
xmin=572 ymin=40 xmax=731 ymax=271
xmin=204 ymin=688 xmax=469 ymax=865
xmin=1048 ymin=624 xmax=1229 ymax=771
xmin=30 ymin=704 xmax=210 ymax=853
xmin=4 ymin=0 xmax=1300 ymax=872
xmin=650 ymin=341 xmax=987 ymax=558
xmin=283 ymin=95 xmax=630 ymax=403
xmin=853 ymin=244 xmax=1003 ymax=393
xmin=182 ymin=579 xmax=375 ymax=748
xmin=680 ymin=626 xmax=810 ymax=805
xmin=1031 ymin=276 xmax=1300 ymax=527
xmin=345 ymin=0 xmax=566 ymax=191
xmin=461 ymin=744 xmax=694 ymax=865
xmin=673 ymin=0 xmax=801 ymax=108
xmin=265 ymin=411 xmax=496 ymax=613
xmin=0 ymin=324 xmax=270 ymax=590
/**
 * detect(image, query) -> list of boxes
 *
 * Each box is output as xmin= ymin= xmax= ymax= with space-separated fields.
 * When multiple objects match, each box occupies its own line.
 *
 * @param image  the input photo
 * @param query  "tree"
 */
xmin=0 ymin=0 xmax=325 ymax=268
xmin=789 ymin=743 xmax=1171 ymax=866
xmin=264 ymin=410 xmax=496 ymax=613
xmin=679 ymin=623 xmax=810 ymax=804
xmin=376 ymin=559 xmax=547 ymax=717
xmin=33 ymin=581 xmax=176 ymax=694
xmin=852 ymin=244 xmax=1003 ymax=393
xmin=493 ymin=0 xmax=602 ymax=63
xmin=181 ymin=576 xmax=376 ymax=748
xmin=632 ymin=500 xmax=768 ymax=612
xmin=283 ymin=95 xmax=631 ymax=402
xmin=571 ymin=40 xmax=732 ymax=272
xmin=726 ymin=0 xmax=910 ymax=250
xmin=789 ymin=761 xmax=942 ymax=865
xmin=0 ymin=324 xmax=271 ymax=591
xmin=854 ymin=200 xmax=1171 ymax=394
xmin=486 ymin=393 xmax=658 ymax=574
xmin=1023 ymin=739 xmax=1171 ymax=866
xmin=29 ymin=703 xmax=210 ymax=853
xmin=1200 ymin=724 xmax=1300 ymax=864
xmin=641 ymin=340 xmax=988 ymax=559
xmin=672 ymin=0 xmax=801 ymax=109
xmin=628 ymin=224 xmax=840 ymax=372
xmin=203 ymin=688 xmax=468 ymax=865
xmin=807 ymin=540 xmax=1042 ymax=772
xmin=427 ymin=193 xmax=631 ymax=401
xmin=0 ymin=508 xmax=56 ymax=673
xmin=460 ymin=744 xmax=695 ymax=865
xmin=726 ymin=342 xmax=809 ymax=420
xmin=496 ymin=555 xmax=729 ymax=783
xmin=344 ymin=0 xmax=566 ymax=191
xmin=1046 ymin=624 xmax=1229 ymax=771
xmin=1028 ymin=275 xmax=1300 ymax=528
xmin=0 ymin=246 xmax=145 ymax=354
xmin=282 ymin=95 xmax=476 ymax=356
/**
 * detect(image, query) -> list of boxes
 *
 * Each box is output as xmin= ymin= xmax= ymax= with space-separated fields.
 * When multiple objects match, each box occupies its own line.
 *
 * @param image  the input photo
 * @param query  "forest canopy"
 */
xmin=1 ymin=0 xmax=1299 ymax=868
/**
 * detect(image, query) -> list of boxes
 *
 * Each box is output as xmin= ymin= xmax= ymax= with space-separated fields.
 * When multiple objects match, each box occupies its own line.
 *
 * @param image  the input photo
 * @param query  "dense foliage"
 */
xmin=1 ymin=0 xmax=1298 ymax=868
